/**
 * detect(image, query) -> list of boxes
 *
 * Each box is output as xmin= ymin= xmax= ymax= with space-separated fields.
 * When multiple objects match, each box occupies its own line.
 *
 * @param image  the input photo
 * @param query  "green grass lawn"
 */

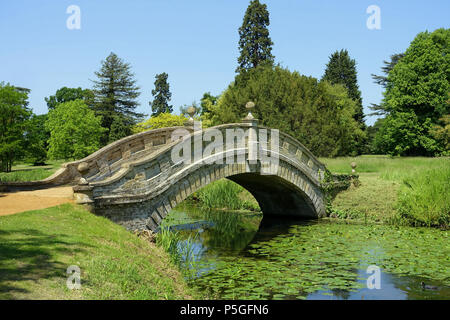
xmin=320 ymin=156 xmax=450 ymax=227
xmin=0 ymin=160 xmax=66 ymax=182
xmin=0 ymin=203 xmax=197 ymax=299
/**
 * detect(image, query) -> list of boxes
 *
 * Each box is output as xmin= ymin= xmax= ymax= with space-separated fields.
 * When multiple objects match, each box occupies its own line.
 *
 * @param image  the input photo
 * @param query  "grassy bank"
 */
xmin=0 ymin=203 xmax=197 ymax=299
xmin=0 ymin=160 xmax=65 ymax=182
xmin=321 ymin=156 xmax=449 ymax=228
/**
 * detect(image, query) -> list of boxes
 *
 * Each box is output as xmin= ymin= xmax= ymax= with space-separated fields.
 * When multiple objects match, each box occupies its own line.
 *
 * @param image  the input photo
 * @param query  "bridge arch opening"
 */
xmin=226 ymin=173 xmax=317 ymax=219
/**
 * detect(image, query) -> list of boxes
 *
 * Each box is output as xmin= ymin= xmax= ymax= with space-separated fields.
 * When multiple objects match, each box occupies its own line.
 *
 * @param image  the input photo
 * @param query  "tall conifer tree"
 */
xmin=236 ymin=0 xmax=274 ymax=73
xmin=322 ymin=49 xmax=365 ymax=126
xmin=92 ymin=52 xmax=143 ymax=145
xmin=150 ymin=72 xmax=173 ymax=116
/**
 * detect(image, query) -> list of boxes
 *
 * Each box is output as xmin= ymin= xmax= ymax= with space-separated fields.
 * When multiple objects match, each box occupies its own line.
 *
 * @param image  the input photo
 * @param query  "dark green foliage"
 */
xmin=0 ymin=83 xmax=31 ymax=172
xmin=108 ymin=115 xmax=134 ymax=144
xmin=92 ymin=52 xmax=144 ymax=145
xmin=322 ymin=49 xmax=365 ymax=126
xmin=374 ymin=28 xmax=450 ymax=156
xmin=150 ymin=72 xmax=173 ymax=116
xmin=369 ymin=53 xmax=404 ymax=116
xmin=365 ymin=118 xmax=385 ymax=154
xmin=200 ymin=92 xmax=218 ymax=115
xmin=374 ymin=111 xmax=439 ymax=156
xmin=24 ymin=114 xmax=49 ymax=165
xmin=236 ymin=0 xmax=274 ymax=73
xmin=210 ymin=65 xmax=365 ymax=157
xmin=45 ymin=87 xmax=94 ymax=110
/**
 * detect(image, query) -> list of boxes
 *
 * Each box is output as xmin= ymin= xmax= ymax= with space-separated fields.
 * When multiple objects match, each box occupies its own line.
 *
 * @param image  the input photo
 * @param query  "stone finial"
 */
xmin=350 ymin=161 xmax=357 ymax=174
xmin=187 ymin=106 xmax=196 ymax=120
xmin=244 ymin=101 xmax=255 ymax=120
xmin=184 ymin=106 xmax=196 ymax=126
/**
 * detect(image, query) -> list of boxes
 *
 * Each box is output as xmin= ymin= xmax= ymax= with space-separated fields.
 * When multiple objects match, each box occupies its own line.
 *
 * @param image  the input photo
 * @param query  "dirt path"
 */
xmin=0 ymin=187 xmax=74 ymax=216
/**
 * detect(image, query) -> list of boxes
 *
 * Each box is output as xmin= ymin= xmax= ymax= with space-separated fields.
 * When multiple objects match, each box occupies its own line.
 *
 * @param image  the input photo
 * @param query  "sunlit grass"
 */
xmin=321 ymin=156 xmax=450 ymax=227
xmin=0 ymin=160 xmax=66 ymax=182
xmin=0 ymin=204 xmax=197 ymax=299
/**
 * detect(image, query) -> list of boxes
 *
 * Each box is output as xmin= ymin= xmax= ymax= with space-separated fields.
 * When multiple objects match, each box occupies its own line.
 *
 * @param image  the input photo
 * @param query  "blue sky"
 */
xmin=1 ymin=0 xmax=449 ymax=125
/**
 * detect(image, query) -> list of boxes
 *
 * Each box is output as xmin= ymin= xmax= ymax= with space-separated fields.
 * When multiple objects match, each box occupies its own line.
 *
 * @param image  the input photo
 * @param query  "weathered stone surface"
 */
xmin=84 ymin=124 xmax=333 ymax=231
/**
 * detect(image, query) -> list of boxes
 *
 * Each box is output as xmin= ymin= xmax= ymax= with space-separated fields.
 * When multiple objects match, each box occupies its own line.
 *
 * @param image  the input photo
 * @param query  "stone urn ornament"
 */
xmin=244 ymin=101 xmax=255 ymax=120
xmin=187 ymin=106 xmax=196 ymax=123
xmin=350 ymin=161 xmax=357 ymax=174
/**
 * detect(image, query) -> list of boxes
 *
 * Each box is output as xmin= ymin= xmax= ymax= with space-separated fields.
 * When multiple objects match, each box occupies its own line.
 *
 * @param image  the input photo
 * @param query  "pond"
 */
xmin=161 ymin=204 xmax=450 ymax=300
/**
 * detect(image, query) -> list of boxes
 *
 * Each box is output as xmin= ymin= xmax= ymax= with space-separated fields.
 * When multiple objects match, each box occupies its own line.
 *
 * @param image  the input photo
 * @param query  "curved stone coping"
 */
xmin=89 ymin=123 xmax=326 ymax=187
xmin=0 ymin=126 xmax=189 ymax=188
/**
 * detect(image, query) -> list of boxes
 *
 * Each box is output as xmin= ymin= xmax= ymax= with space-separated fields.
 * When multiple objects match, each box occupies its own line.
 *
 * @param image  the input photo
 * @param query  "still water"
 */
xmin=162 ymin=204 xmax=449 ymax=300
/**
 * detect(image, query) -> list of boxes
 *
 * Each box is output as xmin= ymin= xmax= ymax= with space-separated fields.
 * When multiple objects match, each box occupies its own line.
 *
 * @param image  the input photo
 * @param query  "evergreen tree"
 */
xmin=92 ymin=52 xmax=144 ymax=145
xmin=150 ymin=72 xmax=173 ymax=116
xmin=209 ymin=66 xmax=365 ymax=157
xmin=236 ymin=0 xmax=274 ymax=73
xmin=322 ymin=49 xmax=365 ymax=126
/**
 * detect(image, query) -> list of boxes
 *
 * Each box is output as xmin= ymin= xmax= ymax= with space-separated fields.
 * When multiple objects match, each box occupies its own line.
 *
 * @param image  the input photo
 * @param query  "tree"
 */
xmin=430 ymin=115 xmax=450 ymax=155
xmin=132 ymin=113 xmax=187 ymax=134
xmin=0 ymin=83 xmax=31 ymax=172
xmin=236 ymin=0 xmax=274 ymax=73
xmin=45 ymin=100 xmax=105 ymax=160
xmin=322 ymin=49 xmax=365 ymax=126
xmin=209 ymin=65 xmax=365 ymax=157
xmin=45 ymin=87 xmax=94 ymax=110
xmin=24 ymin=114 xmax=50 ymax=165
xmin=150 ymin=72 xmax=173 ymax=116
xmin=373 ymin=111 xmax=439 ymax=156
xmin=92 ymin=52 xmax=144 ymax=145
xmin=374 ymin=28 xmax=450 ymax=156
xmin=199 ymin=92 xmax=220 ymax=127
xmin=369 ymin=53 xmax=404 ymax=116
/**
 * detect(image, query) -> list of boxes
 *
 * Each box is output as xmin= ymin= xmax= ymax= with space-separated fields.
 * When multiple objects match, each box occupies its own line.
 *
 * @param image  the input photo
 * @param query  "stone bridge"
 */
xmin=2 ymin=109 xmax=347 ymax=232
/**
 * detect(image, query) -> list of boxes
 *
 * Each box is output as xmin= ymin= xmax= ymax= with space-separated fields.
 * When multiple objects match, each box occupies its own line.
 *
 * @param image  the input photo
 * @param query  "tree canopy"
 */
xmin=236 ymin=0 xmax=274 ymax=73
xmin=132 ymin=113 xmax=186 ymax=134
xmin=45 ymin=100 xmax=105 ymax=160
xmin=374 ymin=28 xmax=450 ymax=156
xmin=45 ymin=87 xmax=94 ymax=110
xmin=204 ymin=65 xmax=365 ymax=157
xmin=0 ymin=83 xmax=31 ymax=172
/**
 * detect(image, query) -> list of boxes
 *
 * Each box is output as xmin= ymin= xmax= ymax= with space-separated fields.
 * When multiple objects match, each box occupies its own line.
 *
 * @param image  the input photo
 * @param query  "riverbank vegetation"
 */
xmin=190 ymin=179 xmax=260 ymax=212
xmin=322 ymin=156 xmax=449 ymax=228
xmin=183 ymin=156 xmax=449 ymax=229
xmin=0 ymin=204 xmax=197 ymax=299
